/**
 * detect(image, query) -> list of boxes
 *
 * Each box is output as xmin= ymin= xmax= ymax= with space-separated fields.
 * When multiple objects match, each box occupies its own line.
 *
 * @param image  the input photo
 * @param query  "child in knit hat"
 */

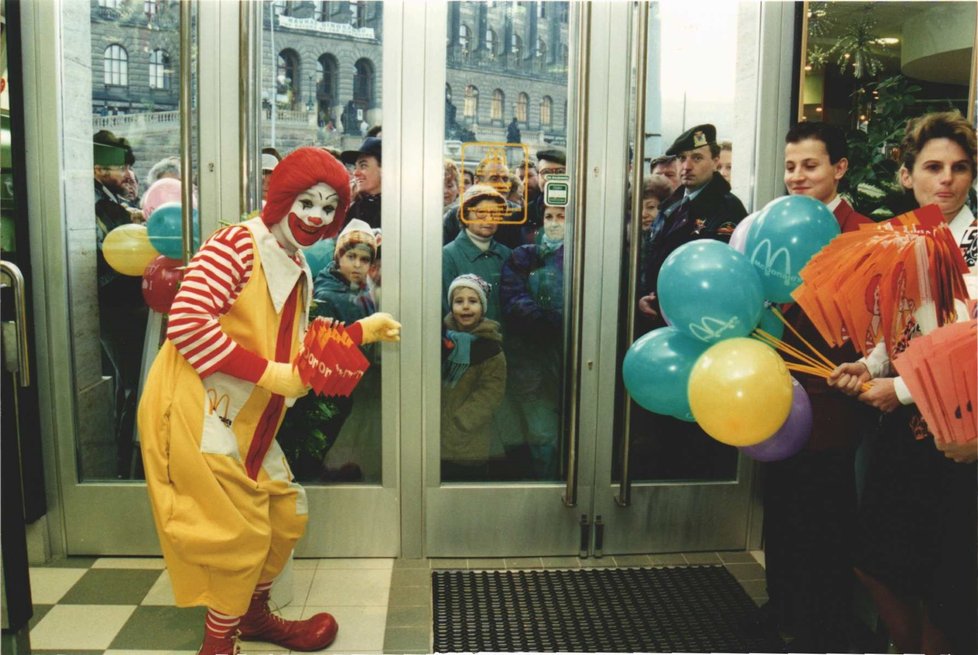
xmin=313 ymin=218 xmax=377 ymax=322
xmin=441 ymin=273 xmax=507 ymax=481
xmin=299 ymin=218 xmax=381 ymax=482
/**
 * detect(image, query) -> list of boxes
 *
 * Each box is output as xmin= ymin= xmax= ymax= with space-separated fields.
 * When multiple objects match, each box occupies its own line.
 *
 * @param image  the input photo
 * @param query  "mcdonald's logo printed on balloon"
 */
xmin=749 ymin=239 xmax=793 ymax=286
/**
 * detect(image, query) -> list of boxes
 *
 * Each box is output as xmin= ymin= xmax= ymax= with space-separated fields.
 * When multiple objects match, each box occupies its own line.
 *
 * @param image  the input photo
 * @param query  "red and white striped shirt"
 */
xmin=167 ymin=225 xmax=269 ymax=382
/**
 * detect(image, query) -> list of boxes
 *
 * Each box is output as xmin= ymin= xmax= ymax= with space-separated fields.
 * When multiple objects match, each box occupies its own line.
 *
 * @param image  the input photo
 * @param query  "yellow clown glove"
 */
xmin=356 ymin=312 xmax=402 ymax=344
xmin=257 ymin=361 xmax=310 ymax=399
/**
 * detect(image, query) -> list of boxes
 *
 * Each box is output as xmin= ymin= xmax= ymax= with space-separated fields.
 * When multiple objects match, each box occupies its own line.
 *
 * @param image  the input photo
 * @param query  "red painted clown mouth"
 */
xmin=288 ymin=211 xmax=328 ymax=247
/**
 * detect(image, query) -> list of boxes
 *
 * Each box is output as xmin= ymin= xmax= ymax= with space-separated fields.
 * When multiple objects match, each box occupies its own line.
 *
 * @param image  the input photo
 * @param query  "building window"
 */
xmin=353 ymin=58 xmax=375 ymax=108
xmin=511 ymin=34 xmax=523 ymax=65
xmin=316 ymin=53 xmax=338 ymax=125
xmin=458 ymin=24 xmax=470 ymax=52
xmin=103 ymin=44 xmax=128 ymax=86
xmin=349 ymin=0 xmax=366 ymax=27
xmin=536 ymin=38 xmax=546 ymax=59
xmin=464 ymin=85 xmax=479 ymax=121
xmin=272 ymin=0 xmax=287 ymax=16
xmin=149 ymin=49 xmax=171 ymax=90
xmin=485 ymin=28 xmax=496 ymax=56
xmin=313 ymin=1 xmax=329 ymax=20
xmin=538 ymin=2 xmax=546 ymax=18
xmin=98 ymin=0 xmax=120 ymax=8
xmin=540 ymin=95 xmax=552 ymax=126
xmin=516 ymin=92 xmax=529 ymax=123
xmin=491 ymin=89 xmax=504 ymax=122
xmin=276 ymin=50 xmax=299 ymax=109
xmin=144 ymin=0 xmax=162 ymax=19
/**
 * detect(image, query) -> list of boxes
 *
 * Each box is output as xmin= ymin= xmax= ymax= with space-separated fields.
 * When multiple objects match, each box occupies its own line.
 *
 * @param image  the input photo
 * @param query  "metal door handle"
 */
xmin=616 ymin=0 xmax=650 ymax=508
xmin=0 ymin=260 xmax=31 ymax=387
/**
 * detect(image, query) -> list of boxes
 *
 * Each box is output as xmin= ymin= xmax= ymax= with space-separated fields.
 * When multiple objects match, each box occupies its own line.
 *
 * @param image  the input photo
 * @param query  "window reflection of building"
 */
xmin=516 ymin=92 xmax=528 ymax=124
xmin=491 ymin=89 xmax=505 ymax=123
xmin=511 ymin=34 xmax=523 ymax=66
xmin=104 ymin=45 xmax=128 ymax=87
xmin=277 ymin=50 xmax=300 ymax=110
xmin=353 ymin=58 xmax=375 ymax=111
xmin=149 ymin=50 xmax=171 ymax=90
xmin=540 ymin=96 xmax=552 ymax=127
xmin=464 ymin=85 xmax=479 ymax=122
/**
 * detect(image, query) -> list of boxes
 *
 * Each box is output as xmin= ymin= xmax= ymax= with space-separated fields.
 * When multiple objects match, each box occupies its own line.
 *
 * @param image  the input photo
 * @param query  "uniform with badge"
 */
xmin=640 ymin=124 xmax=748 ymax=326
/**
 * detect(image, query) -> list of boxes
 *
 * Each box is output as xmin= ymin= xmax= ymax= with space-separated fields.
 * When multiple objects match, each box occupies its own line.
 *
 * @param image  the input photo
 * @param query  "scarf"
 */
xmin=443 ymin=329 xmax=477 ymax=388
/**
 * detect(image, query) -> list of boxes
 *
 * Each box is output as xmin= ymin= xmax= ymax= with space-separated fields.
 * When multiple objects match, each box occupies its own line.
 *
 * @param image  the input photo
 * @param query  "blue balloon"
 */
xmin=658 ymin=240 xmax=764 ymax=343
xmin=304 ymin=237 xmax=335 ymax=278
xmin=622 ymin=326 xmax=709 ymax=419
xmin=146 ymin=202 xmax=200 ymax=259
xmin=743 ymin=195 xmax=840 ymax=303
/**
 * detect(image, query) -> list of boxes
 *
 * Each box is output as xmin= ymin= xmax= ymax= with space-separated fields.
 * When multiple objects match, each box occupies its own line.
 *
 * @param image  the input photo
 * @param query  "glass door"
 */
xmin=425 ymin=0 xmax=770 ymax=557
xmin=25 ymin=0 xmax=400 ymax=557
xmin=253 ymin=0 xmax=399 ymax=557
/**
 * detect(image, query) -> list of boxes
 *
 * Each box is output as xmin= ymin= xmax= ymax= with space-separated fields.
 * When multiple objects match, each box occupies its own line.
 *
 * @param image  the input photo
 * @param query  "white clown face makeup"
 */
xmin=272 ymin=182 xmax=340 ymax=252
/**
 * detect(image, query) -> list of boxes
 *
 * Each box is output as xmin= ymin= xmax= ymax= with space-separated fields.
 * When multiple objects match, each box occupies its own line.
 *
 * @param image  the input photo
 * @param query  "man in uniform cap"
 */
xmin=340 ymin=136 xmax=382 ymax=228
xmin=638 ymin=123 xmax=747 ymax=325
xmin=93 ymin=129 xmax=147 ymax=477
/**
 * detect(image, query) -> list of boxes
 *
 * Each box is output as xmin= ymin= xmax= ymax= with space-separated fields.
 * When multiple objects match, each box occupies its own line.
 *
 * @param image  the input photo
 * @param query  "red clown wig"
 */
xmin=262 ymin=147 xmax=351 ymax=241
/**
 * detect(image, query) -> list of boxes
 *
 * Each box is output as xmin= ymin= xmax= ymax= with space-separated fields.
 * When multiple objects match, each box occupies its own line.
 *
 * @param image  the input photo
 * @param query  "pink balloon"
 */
xmin=729 ymin=210 xmax=760 ymax=254
xmin=141 ymin=178 xmax=183 ymax=219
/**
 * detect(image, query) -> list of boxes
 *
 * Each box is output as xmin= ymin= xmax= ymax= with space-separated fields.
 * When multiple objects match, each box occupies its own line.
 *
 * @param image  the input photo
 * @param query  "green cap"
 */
xmin=93 ymin=130 xmax=135 ymax=166
xmin=665 ymin=124 xmax=717 ymax=157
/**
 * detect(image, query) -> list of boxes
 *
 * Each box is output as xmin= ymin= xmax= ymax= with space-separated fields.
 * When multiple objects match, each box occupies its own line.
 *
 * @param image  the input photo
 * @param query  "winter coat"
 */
xmin=312 ymin=261 xmax=376 ymax=326
xmin=500 ymin=242 xmax=564 ymax=338
xmin=441 ymin=315 xmax=507 ymax=463
xmin=641 ymin=172 xmax=747 ymax=297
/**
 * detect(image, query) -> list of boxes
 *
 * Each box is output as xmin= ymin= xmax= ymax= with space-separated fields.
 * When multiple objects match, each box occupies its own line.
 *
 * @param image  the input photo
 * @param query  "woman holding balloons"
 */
xmin=136 ymin=147 xmax=400 ymax=655
xmin=829 ymin=111 xmax=976 ymax=655
xmin=742 ymin=123 xmax=876 ymax=652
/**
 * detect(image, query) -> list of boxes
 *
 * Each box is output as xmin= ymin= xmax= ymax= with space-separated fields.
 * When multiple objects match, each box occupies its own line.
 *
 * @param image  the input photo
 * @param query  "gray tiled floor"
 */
xmin=28 ymin=551 xmax=767 ymax=654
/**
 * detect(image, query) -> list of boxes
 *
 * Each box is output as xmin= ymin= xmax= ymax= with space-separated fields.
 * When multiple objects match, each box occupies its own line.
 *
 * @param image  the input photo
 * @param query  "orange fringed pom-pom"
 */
xmin=294 ymin=317 xmax=370 ymax=397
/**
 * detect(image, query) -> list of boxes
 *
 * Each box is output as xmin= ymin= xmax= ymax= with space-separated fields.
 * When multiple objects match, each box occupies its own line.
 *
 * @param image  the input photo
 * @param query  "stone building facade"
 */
xmin=89 ymin=0 xmax=569 ymax=164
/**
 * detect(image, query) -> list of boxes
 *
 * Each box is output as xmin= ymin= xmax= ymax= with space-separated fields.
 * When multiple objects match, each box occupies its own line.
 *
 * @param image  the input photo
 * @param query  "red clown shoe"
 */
xmin=238 ymin=589 xmax=338 ymax=651
xmin=197 ymin=631 xmax=239 ymax=655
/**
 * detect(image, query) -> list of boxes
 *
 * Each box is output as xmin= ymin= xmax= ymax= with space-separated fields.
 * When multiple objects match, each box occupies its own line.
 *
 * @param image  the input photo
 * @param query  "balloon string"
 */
xmin=767 ymin=305 xmax=838 ymax=371
xmin=754 ymin=329 xmax=833 ymax=373
xmin=756 ymin=329 xmax=873 ymax=393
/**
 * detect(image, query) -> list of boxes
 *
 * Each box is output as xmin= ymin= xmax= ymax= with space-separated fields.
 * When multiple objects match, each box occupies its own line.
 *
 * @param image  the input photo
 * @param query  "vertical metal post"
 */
xmin=240 ymin=0 xmax=262 ymax=215
xmin=179 ymin=0 xmax=195 ymax=264
xmin=616 ymin=0 xmax=650 ymax=508
xmin=562 ymin=1 xmax=591 ymax=508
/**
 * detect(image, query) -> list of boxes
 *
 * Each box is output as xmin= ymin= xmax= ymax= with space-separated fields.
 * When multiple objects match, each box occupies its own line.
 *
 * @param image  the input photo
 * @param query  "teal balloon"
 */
xmin=658 ymin=240 xmax=764 ymax=343
xmin=743 ymin=195 xmax=840 ymax=303
xmin=304 ymin=237 xmax=335 ymax=278
xmin=622 ymin=326 xmax=709 ymax=418
xmin=755 ymin=304 xmax=785 ymax=340
xmin=147 ymin=202 xmax=200 ymax=259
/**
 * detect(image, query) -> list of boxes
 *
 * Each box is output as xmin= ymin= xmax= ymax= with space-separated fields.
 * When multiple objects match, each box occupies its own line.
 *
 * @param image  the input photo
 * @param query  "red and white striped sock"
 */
xmin=205 ymin=608 xmax=241 ymax=639
xmin=251 ymin=580 xmax=274 ymax=603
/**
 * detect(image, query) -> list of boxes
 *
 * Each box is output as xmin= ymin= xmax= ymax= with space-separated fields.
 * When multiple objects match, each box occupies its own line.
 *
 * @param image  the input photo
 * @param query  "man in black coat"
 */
xmin=638 ymin=123 xmax=747 ymax=327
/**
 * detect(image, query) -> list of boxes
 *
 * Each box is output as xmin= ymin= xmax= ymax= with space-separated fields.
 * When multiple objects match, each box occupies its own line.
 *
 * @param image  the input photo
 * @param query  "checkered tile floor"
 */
xmin=26 ymin=552 xmax=766 ymax=654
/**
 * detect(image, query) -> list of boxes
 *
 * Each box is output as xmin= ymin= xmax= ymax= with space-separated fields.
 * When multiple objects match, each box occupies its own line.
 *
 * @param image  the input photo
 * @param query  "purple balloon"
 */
xmin=740 ymin=376 xmax=812 ymax=461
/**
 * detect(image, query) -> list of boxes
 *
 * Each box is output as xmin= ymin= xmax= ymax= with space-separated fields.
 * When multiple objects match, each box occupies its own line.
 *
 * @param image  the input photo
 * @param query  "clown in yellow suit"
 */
xmin=137 ymin=147 xmax=400 ymax=655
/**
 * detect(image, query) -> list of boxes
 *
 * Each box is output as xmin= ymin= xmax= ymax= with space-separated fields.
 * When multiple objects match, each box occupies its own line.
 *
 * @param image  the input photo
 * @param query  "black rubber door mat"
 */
xmin=432 ymin=566 xmax=783 ymax=653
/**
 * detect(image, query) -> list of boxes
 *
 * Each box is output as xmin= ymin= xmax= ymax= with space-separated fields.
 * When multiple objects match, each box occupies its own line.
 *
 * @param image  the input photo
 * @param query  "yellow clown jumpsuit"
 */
xmin=138 ymin=222 xmax=310 ymax=617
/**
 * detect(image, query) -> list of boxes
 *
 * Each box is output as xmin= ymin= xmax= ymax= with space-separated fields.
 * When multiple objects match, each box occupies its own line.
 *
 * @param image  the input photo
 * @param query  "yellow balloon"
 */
xmin=688 ymin=337 xmax=792 ymax=446
xmin=102 ymin=224 xmax=159 ymax=276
